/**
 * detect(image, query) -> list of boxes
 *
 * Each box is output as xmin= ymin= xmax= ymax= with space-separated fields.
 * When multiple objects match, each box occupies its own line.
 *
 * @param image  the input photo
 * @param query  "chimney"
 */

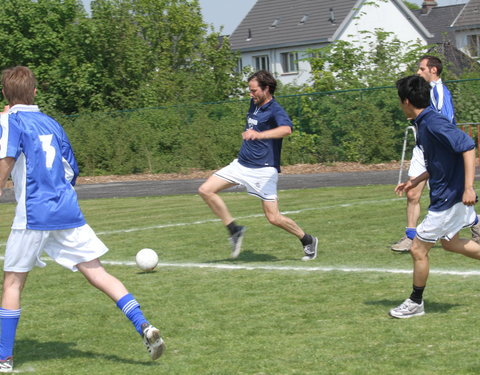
xmin=421 ymin=0 xmax=437 ymax=14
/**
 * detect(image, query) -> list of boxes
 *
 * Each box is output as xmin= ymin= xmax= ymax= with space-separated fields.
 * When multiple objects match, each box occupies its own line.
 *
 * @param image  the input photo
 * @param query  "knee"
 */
xmin=265 ymin=212 xmax=282 ymax=226
xmin=198 ymin=184 xmax=211 ymax=199
xmin=406 ymin=188 xmax=421 ymax=203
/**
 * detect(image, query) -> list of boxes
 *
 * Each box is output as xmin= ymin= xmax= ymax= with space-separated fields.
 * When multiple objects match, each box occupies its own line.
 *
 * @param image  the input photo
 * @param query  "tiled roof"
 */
xmin=453 ymin=0 xmax=480 ymax=29
xmin=229 ymin=0 xmax=359 ymax=51
xmin=411 ymin=4 xmax=465 ymax=43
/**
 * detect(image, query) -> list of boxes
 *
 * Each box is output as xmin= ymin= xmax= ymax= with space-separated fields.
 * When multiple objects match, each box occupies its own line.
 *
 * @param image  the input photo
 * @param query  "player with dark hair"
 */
xmin=198 ymin=70 xmax=318 ymax=261
xmin=391 ymin=55 xmax=480 ymax=252
xmin=0 ymin=66 xmax=165 ymax=372
xmin=390 ymin=75 xmax=480 ymax=318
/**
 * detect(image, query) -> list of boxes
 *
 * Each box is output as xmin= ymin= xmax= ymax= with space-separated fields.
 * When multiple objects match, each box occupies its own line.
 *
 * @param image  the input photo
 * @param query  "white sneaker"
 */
xmin=389 ymin=298 xmax=425 ymax=319
xmin=229 ymin=226 xmax=246 ymax=259
xmin=141 ymin=323 xmax=165 ymax=360
xmin=301 ymin=237 xmax=318 ymax=261
xmin=390 ymin=236 xmax=412 ymax=252
xmin=0 ymin=357 xmax=13 ymax=373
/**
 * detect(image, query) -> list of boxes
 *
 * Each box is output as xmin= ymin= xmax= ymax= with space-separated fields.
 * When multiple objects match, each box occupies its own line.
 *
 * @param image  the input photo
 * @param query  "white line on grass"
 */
xmin=96 ymin=197 xmax=404 ymax=235
xmin=103 ymin=260 xmax=480 ymax=277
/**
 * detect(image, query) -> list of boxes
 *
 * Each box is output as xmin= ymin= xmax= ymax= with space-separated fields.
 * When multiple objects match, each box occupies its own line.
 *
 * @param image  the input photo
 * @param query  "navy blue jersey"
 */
xmin=237 ymin=99 xmax=293 ymax=172
xmin=0 ymin=105 xmax=85 ymax=230
xmin=414 ymin=107 xmax=475 ymax=211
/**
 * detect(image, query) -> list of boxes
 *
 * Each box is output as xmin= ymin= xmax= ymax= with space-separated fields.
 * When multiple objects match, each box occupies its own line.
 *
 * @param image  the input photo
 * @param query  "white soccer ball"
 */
xmin=135 ymin=248 xmax=159 ymax=272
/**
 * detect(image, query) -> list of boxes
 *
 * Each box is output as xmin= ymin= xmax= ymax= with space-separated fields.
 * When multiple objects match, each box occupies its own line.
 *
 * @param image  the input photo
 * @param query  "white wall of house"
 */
xmin=339 ymin=0 xmax=427 ymax=47
xmin=239 ymin=43 xmax=326 ymax=86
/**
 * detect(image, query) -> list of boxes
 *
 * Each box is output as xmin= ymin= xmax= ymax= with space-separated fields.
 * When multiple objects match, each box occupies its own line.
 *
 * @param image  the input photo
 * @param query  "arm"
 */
xmin=242 ymin=125 xmax=292 ymax=141
xmin=462 ymin=148 xmax=476 ymax=206
xmin=0 ymin=157 xmax=16 ymax=197
xmin=395 ymin=171 xmax=429 ymax=196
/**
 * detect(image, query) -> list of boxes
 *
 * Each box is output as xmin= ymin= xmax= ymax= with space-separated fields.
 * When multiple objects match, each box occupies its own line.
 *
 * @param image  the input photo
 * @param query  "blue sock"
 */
xmin=0 ymin=308 xmax=21 ymax=360
xmin=405 ymin=227 xmax=417 ymax=240
xmin=116 ymin=294 xmax=148 ymax=335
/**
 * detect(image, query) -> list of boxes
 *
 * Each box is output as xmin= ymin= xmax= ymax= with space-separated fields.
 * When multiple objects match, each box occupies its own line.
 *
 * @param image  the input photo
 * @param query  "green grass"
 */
xmin=1 ymin=184 xmax=480 ymax=374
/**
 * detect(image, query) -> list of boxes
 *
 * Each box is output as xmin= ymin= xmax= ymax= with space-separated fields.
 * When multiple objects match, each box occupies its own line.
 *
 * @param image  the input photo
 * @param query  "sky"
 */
xmin=81 ymin=0 xmax=469 ymax=35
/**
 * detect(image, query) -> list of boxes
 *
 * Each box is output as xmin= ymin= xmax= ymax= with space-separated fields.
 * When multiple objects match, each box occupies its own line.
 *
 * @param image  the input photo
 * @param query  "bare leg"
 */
xmin=198 ymin=175 xmax=237 ymax=225
xmin=262 ymin=200 xmax=305 ymax=238
xmin=1 ymin=272 xmax=28 ymax=310
xmin=410 ymin=237 xmax=435 ymax=287
xmin=77 ymin=259 xmax=128 ymax=302
xmin=406 ymin=179 xmax=427 ymax=228
xmin=441 ymin=234 xmax=480 ymax=260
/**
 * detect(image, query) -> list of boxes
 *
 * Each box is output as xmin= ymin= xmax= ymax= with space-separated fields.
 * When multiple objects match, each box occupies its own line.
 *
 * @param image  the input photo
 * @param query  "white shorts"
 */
xmin=416 ymin=202 xmax=477 ymax=243
xmin=214 ymin=159 xmax=278 ymax=201
xmin=4 ymin=224 xmax=109 ymax=272
xmin=408 ymin=146 xmax=426 ymax=178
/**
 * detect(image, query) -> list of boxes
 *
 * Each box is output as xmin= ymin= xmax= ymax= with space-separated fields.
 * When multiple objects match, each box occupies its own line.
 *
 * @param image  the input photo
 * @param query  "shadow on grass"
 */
xmin=15 ymin=339 xmax=155 ymax=367
xmin=365 ymin=299 xmax=461 ymax=314
xmin=207 ymin=250 xmax=280 ymax=263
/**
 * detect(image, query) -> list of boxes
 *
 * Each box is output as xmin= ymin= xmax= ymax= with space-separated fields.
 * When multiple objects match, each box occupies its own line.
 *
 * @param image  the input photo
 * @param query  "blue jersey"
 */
xmin=430 ymin=79 xmax=456 ymax=125
xmin=0 ymin=105 xmax=85 ymax=230
xmin=414 ymin=107 xmax=475 ymax=211
xmin=237 ymin=99 xmax=293 ymax=172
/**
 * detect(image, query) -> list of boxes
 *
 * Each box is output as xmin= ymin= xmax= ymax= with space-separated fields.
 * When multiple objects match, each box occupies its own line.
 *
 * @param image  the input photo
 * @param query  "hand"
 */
xmin=463 ymin=187 xmax=477 ymax=206
xmin=394 ymin=180 xmax=413 ymax=196
xmin=242 ymin=129 xmax=262 ymax=141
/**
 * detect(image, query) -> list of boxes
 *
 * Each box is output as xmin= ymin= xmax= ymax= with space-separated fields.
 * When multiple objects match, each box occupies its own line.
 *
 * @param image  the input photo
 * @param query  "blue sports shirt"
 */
xmin=430 ymin=79 xmax=456 ymax=125
xmin=413 ymin=107 xmax=475 ymax=211
xmin=0 ymin=105 xmax=85 ymax=230
xmin=237 ymin=98 xmax=293 ymax=172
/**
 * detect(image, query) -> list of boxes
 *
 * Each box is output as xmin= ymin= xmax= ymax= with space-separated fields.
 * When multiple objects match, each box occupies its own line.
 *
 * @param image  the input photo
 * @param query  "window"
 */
xmin=254 ymin=55 xmax=269 ymax=71
xmin=467 ymin=34 xmax=480 ymax=57
xmin=281 ymin=52 xmax=299 ymax=73
xmin=235 ymin=58 xmax=243 ymax=73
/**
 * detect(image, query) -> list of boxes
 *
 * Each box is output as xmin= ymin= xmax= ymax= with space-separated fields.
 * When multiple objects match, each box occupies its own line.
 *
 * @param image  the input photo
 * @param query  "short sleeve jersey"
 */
xmin=237 ymin=98 xmax=293 ymax=172
xmin=0 ymin=105 xmax=85 ymax=230
xmin=414 ymin=107 xmax=475 ymax=211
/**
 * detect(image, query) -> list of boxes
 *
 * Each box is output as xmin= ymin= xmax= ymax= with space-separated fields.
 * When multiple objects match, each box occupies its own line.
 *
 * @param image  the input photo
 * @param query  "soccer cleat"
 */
xmin=301 ymin=237 xmax=318 ymax=261
xmin=229 ymin=226 xmax=246 ymax=259
xmin=0 ymin=357 xmax=13 ymax=373
xmin=141 ymin=323 xmax=165 ymax=360
xmin=389 ymin=298 xmax=425 ymax=319
xmin=471 ymin=217 xmax=480 ymax=244
xmin=390 ymin=236 xmax=412 ymax=252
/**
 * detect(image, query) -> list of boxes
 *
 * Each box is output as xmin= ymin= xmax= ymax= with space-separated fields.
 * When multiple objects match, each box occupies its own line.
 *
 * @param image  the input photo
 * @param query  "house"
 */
xmin=411 ymin=0 xmax=480 ymax=64
xmin=229 ymin=0 xmax=433 ymax=85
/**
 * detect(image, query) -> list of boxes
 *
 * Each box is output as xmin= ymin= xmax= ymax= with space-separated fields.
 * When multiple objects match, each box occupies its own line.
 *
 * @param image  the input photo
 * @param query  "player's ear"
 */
xmin=33 ymin=88 xmax=37 ymax=97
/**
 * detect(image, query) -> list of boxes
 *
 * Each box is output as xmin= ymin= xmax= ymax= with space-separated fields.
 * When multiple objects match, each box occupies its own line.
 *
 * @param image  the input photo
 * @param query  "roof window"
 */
xmin=299 ymin=15 xmax=309 ymax=25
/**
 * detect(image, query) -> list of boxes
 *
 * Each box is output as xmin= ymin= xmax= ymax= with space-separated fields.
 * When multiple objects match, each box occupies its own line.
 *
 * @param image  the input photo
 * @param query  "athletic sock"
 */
xmin=116 ymin=294 xmax=148 ymax=335
xmin=0 ymin=308 xmax=21 ymax=360
xmin=226 ymin=221 xmax=242 ymax=236
xmin=405 ymin=227 xmax=417 ymax=240
xmin=409 ymin=285 xmax=425 ymax=304
xmin=300 ymin=233 xmax=313 ymax=246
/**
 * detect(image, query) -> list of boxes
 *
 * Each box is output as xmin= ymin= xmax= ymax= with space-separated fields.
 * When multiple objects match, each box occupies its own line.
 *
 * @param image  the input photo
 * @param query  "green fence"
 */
xmin=61 ymin=78 xmax=480 ymax=176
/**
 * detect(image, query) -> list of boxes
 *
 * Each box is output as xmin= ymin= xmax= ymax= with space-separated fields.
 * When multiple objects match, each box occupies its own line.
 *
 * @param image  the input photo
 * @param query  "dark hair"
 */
xmin=419 ymin=55 xmax=443 ymax=75
xmin=1 ymin=66 xmax=37 ymax=105
xmin=248 ymin=70 xmax=277 ymax=95
xmin=396 ymin=75 xmax=431 ymax=109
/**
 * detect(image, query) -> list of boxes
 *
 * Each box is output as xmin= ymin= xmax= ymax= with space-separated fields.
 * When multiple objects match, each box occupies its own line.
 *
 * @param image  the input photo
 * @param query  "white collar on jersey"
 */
xmin=8 ymin=104 xmax=40 ymax=114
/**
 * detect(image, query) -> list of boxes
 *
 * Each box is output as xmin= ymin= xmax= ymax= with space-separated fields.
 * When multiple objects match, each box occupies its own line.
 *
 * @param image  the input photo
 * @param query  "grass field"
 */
xmin=1 ymin=183 xmax=480 ymax=374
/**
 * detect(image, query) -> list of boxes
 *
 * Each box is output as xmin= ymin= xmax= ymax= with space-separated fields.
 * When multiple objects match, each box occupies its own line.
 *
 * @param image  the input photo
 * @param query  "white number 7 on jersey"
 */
xmin=39 ymin=134 xmax=56 ymax=168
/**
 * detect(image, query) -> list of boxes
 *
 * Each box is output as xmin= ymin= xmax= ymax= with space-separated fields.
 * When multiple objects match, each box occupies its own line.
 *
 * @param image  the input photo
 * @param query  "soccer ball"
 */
xmin=135 ymin=248 xmax=159 ymax=272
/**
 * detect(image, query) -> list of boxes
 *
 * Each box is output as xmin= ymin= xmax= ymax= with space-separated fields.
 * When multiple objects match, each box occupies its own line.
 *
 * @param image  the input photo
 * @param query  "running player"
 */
xmin=391 ymin=55 xmax=480 ymax=252
xmin=390 ymin=75 xmax=480 ymax=318
xmin=198 ymin=70 xmax=318 ymax=261
xmin=0 ymin=66 xmax=165 ymax=372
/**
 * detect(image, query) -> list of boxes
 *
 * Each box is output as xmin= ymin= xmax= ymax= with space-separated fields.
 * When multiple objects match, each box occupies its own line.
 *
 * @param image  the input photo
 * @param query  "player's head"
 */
xmin=396 ymin=75 xmax=430 ymax=115
xmin=1 ymin=66 xmax=37 ymax=106
xmin=416 ymin=55 xmax=442 ymax=82
xmin=248 ymin=70 xmax=277 ymax=95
